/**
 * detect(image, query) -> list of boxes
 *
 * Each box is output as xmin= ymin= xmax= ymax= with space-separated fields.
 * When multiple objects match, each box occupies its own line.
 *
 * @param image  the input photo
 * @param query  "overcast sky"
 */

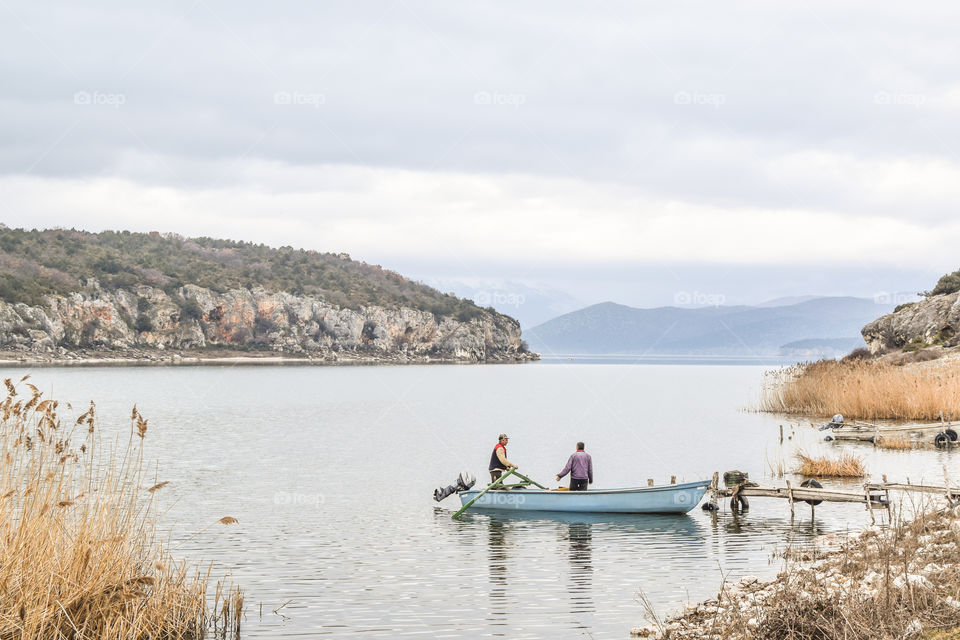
xmin=1 ymin=1 xmax=957 ymax=309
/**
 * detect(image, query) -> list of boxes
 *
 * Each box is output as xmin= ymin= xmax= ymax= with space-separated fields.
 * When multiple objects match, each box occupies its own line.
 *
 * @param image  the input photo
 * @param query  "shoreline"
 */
xmin=0 ymin=349 xmax=539 ymax=368
xmin=632 ymin=504 xmax=960 ymax=639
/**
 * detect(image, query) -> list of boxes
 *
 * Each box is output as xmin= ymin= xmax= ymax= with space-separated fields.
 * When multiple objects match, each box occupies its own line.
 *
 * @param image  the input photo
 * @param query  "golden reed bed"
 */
xmin=760 ymin=358 xmax=960 ymax=421
xmin=0 ymin=377 xmax=242 ymax=639
xmin=795 ymin=451 xmax=866 ymax=478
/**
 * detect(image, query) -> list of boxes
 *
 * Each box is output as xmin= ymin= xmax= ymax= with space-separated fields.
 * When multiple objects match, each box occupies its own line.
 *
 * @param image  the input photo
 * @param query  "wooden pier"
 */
xmin=826 ymin=417 xmax=960 ymax=447
xmin=704 ymin=469 xmax=960 ymax=522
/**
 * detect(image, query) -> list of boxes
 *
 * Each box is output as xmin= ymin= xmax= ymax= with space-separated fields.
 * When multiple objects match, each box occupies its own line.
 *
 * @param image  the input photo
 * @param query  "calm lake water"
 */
xmin=7 ymin=363 xmax=960 ymax=639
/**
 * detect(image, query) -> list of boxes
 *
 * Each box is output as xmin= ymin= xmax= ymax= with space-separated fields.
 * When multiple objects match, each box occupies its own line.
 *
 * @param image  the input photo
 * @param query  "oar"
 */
xmin=452 ymin=468 xmax=516 ymax=520
xmin=510 ymin=470 xmax=549 ymax=490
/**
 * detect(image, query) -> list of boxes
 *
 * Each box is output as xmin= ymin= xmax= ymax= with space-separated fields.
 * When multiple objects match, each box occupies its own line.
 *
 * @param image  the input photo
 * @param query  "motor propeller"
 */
xmin=433 ymin=470 xmax=477 ymax=502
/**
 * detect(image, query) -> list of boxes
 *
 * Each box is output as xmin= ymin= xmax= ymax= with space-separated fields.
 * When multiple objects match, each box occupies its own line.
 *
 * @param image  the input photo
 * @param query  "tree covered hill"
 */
xmin=0 ymin=227 xmax=485 ymax=320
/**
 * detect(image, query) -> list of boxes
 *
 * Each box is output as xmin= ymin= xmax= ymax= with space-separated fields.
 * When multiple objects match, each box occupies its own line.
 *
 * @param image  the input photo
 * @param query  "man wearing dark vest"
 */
xmin=557 ymin=442 xmax=593 ymax=491
xmin=489 ymin=433 xmax=518 ymax=483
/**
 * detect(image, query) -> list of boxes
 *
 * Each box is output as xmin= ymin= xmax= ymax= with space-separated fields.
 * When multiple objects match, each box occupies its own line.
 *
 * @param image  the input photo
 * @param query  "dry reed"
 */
xmin=795 ymin=451 xmax=865 ymax=477
xmin=659 ymin=505 xmax=960 ymax=639
xmin=0 ymin=377 xmax=243 ymax=639
xmin=876 ymin=434 xmax=913 ymax=450
xmin=760 ymin=358 xmax=960 ymax=420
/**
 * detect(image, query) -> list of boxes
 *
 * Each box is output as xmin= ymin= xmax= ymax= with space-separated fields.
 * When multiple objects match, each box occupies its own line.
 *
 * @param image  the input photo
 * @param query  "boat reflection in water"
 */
xmin=486 ymin=517 xmax=510 ymax=630
xmin=475 ymin=511 xmax=708 ymax=633
xmin=564 ymin=521 xmax=593 ymax=614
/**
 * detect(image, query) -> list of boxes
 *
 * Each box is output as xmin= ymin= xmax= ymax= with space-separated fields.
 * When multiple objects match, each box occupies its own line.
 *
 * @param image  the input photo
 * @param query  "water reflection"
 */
xmin=563 ymin=522 xmax=593 ymax=614
xmin=486 ymin=517 xmax=510 ymax=627
xmin=474 ymin=510 xmax=707 ymax=630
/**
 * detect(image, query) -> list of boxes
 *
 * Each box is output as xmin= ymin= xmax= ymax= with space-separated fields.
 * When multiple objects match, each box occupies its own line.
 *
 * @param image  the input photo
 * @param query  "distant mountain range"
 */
xmin=525 ymin=297 xmax=899 ymax=357
xmin=419 ymin=277 xmax=584 ymax=328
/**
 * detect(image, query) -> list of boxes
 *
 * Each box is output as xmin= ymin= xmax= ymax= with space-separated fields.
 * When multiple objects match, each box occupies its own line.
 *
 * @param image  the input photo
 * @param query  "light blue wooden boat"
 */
xmin=457 ymin=479 xmax=710 ymax=514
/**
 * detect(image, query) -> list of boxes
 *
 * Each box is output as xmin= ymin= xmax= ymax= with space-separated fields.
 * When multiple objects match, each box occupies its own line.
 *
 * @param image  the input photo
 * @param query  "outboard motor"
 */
xmin=819 ymin=413 xmax=845 ymax=431
xmin=433 ymin=471 xmax=477 ymax=502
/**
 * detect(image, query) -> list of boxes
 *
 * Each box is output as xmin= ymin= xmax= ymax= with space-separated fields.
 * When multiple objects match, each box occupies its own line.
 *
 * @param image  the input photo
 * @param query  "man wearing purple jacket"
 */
xmin=556 ymin=442 xmax=593 ymax=491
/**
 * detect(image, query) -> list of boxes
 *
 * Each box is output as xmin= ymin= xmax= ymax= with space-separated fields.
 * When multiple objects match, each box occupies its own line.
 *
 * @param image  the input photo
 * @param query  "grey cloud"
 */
xmin=3 ymin=1 xmax=960 ymax=218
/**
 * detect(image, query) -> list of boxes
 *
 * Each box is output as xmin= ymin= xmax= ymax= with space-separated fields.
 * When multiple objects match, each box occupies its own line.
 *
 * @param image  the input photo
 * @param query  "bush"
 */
xmin=903 ymin=336 xmax=928 ymax=352
xmin=80 ymin=319 xmax=99 ymax=346
xmin=842 ymin=347 xmax=872 ymax=362
xmin=134 ymin=315 xmax=153 ymax=333
xmin=930 ymin=270 xmax=960 ymax=296
xmin=177 ymin=296 xmax=203 ymax=321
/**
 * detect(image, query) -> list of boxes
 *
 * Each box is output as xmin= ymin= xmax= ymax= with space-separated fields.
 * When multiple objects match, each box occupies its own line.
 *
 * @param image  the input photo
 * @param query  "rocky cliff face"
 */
xmin=0 ymin=283 xmax=535 ymax=363
xmin=862 ymin=292 xmax=960 ymax=354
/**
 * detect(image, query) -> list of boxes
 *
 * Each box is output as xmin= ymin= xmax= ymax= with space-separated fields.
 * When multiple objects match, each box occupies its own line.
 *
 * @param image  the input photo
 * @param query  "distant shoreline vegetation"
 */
xmin=0 ymin=226 xmax=487 ymax=321
xmin=760 ymin=358 xmax=960 ymax=421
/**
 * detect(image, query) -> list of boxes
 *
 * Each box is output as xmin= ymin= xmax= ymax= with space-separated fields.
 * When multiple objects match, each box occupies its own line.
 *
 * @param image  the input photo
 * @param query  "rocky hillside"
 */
xmin=862 ymin=269 xmax=960 ymax=358
xmin=0 ymin=228 xmax=535 ymax=364
xmin=862 ymin=291 xmax=960 ymax=355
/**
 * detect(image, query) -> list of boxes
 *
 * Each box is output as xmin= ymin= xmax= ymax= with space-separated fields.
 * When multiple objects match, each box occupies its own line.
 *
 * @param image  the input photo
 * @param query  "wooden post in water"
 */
xmin=944 ymin=465 xmax=954 ymax=506
xmin=786 ymin=480 xmax=795 ymax=519
xmin=710 ymin=471 xmax=719 ymax=508
xmin=452 ymin=468 xmax=516 ymax=520
xmin=670 ymin=475 xmax=676 ymax=485
xmin=779 ymin=425 xmax=783 ymax=444
xmin=647 ymin=478 xmax=654 ymax=487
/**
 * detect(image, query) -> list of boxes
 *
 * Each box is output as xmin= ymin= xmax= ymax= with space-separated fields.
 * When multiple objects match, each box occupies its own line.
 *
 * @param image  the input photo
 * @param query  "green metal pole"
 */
xmin=452 ymin=468 xmax=516 ymax=520
xmin=511 ymin=470 xmax=549 ymax=490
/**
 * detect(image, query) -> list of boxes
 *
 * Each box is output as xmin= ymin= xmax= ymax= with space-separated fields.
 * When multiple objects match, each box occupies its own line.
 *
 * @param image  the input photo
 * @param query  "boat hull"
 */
xmin=458 ymin=480 xmax=709 ymax=514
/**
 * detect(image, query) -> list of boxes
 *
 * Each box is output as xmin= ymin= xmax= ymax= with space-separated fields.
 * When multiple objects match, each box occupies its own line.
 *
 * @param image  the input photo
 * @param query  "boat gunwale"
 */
xmin=459 ymin=479 xmax=710 ymax=497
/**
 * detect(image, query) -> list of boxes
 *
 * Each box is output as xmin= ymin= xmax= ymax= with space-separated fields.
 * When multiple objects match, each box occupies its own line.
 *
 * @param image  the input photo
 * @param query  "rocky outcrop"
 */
xmin=862 ymin=292 xmax=960 ymax=354
xmin=0 ymin=283 xmax=536 ymax=364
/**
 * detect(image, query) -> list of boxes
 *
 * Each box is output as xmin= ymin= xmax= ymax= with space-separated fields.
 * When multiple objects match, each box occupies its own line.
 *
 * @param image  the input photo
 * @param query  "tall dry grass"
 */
xmin=761 ymin=358 xmax=960 ymax=420
xmin=0 ymin=376 xmax=242 ymax=639
xmin=876 ymin=434 xmax=913 ymax=450
xmin=795 ymin=451 xmax=865 ymax=477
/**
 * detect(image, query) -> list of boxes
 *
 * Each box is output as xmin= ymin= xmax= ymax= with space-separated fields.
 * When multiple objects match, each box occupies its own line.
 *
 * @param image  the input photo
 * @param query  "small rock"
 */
xmin=903 ymin=619 xmax=923 ymax=638
xmin=893 ymin=574 xmax=933 ymax=590
xmin=739 ymin=575 xmax=759 ymax=587
xmin=629 ymin=625 xmax=658 ymax=638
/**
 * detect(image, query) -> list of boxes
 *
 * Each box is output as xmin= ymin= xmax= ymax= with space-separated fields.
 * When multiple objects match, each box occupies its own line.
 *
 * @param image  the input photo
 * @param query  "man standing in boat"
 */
xmin=489 ymin=433 xmax=518 ymax=483
xmin=557 ymin=442 xmax=593 ymax=491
